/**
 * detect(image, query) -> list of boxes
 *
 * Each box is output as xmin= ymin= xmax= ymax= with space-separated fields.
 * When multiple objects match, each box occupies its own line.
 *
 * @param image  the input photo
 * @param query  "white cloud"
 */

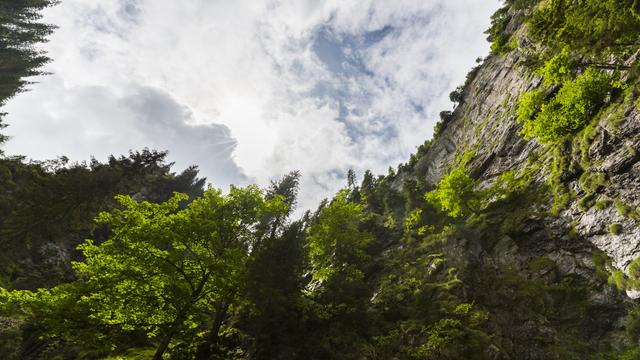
xmin=2 ymin=0 xmax=500 ymax=211
xmin=4 ymin=75 xmax=246 ymax=186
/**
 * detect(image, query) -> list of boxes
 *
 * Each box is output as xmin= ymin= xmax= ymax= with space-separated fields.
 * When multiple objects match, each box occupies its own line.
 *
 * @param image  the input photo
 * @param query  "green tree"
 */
xmin=517 ymin=67 xmax=612 ymax=143
xmin=536 ymin=46 xmax=578 ymax=86
xmin=485 ymin=5 xmax=512 ymax=54
xmin=242 ymin=219 xmax=307 ymax=360
xmin=238 ymin=171 xmax=308 ymax=360
xmin=3 ymin=186 xmax=288 ymax=359
xmin=302 ymin=192 xmax=375 ymax=359
xmin=0 ymin=150 xmax=205 ymax=290
xmin=528 ymin=0 xmax=640 ymax=56
xmin=425 ymin=167 xmax=479 ymax=219
xmin=307 ymin=191 xmax=373 ymax=282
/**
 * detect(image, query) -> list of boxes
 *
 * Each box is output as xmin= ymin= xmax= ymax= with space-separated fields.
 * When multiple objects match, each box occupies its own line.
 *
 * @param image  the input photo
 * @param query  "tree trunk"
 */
xmin=152 ymin=311 xmax=185 ymax=360
xmin=154 ymin=273 xmax=208 ymax=359
xmin=194 ymin=301 xmax=229 ymax=360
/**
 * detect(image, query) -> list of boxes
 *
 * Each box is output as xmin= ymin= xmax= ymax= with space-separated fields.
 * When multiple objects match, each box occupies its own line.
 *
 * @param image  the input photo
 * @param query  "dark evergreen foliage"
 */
xmin=0 ymin=150 xmax=206 ymax=290
xmin=0 ymin=0 xmax=57 ymax=144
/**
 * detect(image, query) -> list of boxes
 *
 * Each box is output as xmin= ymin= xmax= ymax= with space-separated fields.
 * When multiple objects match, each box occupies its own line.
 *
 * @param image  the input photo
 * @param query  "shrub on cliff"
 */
xmin=517 ymin=67 xmax=612 ymax=143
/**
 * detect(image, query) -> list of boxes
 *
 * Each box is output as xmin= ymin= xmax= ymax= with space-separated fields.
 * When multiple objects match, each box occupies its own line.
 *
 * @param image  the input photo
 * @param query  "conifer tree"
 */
xmin=0 ymin=0 xmax=57 ymax=144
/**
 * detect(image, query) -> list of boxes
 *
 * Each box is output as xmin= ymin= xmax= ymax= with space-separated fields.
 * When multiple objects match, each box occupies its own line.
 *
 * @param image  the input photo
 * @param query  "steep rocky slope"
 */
xmin=406 ymin=47 xmax=640 ymax=280
xmin=379 ymin=3 xmax=640 ymax=357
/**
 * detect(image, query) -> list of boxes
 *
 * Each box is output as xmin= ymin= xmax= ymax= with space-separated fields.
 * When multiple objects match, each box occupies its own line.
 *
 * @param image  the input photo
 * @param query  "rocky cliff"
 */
xmin=380 ymin=2 xmax=640 ymax=357
xmin=407 ymin=41 xmax=640 ymax=282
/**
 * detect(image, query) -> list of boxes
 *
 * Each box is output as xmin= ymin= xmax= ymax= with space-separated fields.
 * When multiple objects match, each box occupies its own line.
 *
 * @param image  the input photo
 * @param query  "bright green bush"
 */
xmin=536 ymin=47 xmax=578 ymax=86
xmin=577 ymin=194 xmax=595 ymax=211
xmin=516 ymin=89 xmax=545 ymax=124
xmin=595 ymin=197 xmax=612 ymax=210
xmin=518 ymin=68 xmax=612 ymax=143
xmin=610 ymin=258 xmax=640 ymax=291
xmin=615 ymin=198 xmax=639 ymax=218
xmin=579 ymin=171 xmax=607 ymax=194
xmin=425 ymin=167 xmax=479 ymax=218
xmin=528 ymin=0 xmax=640 ymax=56
xmin=307 ymin=191 xmax=373 ymax=282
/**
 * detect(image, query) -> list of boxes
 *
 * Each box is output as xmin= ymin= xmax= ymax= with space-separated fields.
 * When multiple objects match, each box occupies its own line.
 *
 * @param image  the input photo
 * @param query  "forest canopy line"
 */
xmin=3 ymin=0 xmax=640 ymax=359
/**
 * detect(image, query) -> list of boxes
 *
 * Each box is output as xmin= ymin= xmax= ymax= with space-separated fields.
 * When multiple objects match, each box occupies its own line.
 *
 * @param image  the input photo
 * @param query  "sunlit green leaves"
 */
xmin=517 ymin=68 xmax=612 ymax=143
xmin=536 ymin=46 xmax=577 ymax=86
xmin=2 ymin=185 xmax=289 ymax=357
xmin=425 ymin=167 xmax=479 ymax=219
xmin=306 ymin=191 xmax=372 ymax=282
xmin=528 ymin=0 xmax=640 ymax=56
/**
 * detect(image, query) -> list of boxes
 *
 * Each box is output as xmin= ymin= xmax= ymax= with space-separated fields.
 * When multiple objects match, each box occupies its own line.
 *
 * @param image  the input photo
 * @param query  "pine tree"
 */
xmin=0 ymin=0 xmax=57 ymax=144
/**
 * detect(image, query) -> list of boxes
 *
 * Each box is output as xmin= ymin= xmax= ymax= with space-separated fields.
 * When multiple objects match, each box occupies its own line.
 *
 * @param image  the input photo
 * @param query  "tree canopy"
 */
xmin=3 ymin=185 xmax=290 ymax=359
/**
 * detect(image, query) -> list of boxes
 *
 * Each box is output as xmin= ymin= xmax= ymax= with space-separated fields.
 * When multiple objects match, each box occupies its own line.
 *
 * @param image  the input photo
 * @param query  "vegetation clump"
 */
xmin=615 ymin=198 xmax=640 ymax=219
xmin=307 ymin=191 xmax=373 ymax=282
xmin=3 ymin=185 xmax=291 ymax=359
xmin=595 ymin=197 xmax=612 ymax=210
xmin=517 ymin=68 xmax=612 ymax=143
xmin=425 ymin=167 xmax=479 ymax=219
xmin=577 ymin=194 xmax=595 ymax=211
xmin=527 ymin=0 xmax=640 ymax=57
xmin=610 ymin=223 xmax=622 ymax=235
xmin=485 ymin=6 xmax=512 ymax=54
xmin=610 ymin=258 xmax=640 ymax=291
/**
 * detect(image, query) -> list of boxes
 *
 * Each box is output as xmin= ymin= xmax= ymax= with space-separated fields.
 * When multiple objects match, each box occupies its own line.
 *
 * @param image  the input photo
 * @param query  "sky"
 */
xmin=2 ymin=0 xmax=500 ymax=211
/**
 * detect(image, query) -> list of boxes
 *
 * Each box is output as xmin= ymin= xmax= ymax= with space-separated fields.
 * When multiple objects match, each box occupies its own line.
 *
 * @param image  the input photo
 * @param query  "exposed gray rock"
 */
xmin=389 ymin=34 xmax=640 ymax=350
xmin=396 ymin=43 xmax=640 ymax=287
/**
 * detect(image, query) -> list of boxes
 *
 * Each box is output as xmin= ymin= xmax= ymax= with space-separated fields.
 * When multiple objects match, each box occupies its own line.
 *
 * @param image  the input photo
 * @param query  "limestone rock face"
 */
xmin=390 ymin=26 xmax=640 ymax=353
xmin=401 ymin=48 xmax=640 ymax=277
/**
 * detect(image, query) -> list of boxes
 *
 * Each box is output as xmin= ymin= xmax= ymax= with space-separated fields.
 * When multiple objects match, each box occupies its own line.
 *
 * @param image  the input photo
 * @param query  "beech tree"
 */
xmin=2 ymin=185 xmax=289 ymax=359
xmin=425 ymin=167 xmax=479 ymax=219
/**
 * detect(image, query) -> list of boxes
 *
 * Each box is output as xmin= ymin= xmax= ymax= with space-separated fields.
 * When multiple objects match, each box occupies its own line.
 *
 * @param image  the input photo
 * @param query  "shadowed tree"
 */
xmin=0 ymin=0 xmax=58 ymax=145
